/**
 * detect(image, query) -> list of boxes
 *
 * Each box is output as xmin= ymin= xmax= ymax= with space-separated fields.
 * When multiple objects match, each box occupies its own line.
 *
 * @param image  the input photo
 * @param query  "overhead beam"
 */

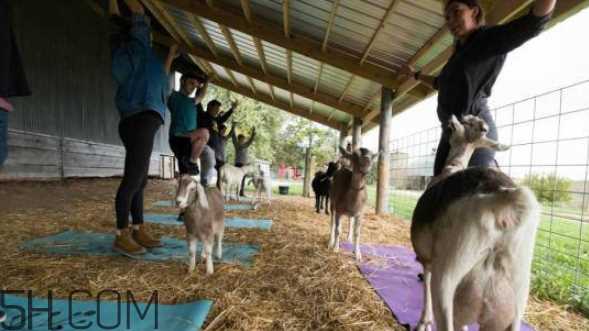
xmin=157 ymin=0 xmax=401 ymax=88
xmin=219 ymin=25 xmax=244 ymax=66
xmin=211 ymin=78 xmax=344 ymax=131
xmin=339 ymin=76 xmax=355 ymax=103
xmin=154 ymin=33 xmax=366 ymax=118
xmin=360 ymin=0 xmax=401 ymax=64
xmin=322 ymin=0 xmax=340 ymax=51
xmin=190 ymin=15 xmax=219 ymax=57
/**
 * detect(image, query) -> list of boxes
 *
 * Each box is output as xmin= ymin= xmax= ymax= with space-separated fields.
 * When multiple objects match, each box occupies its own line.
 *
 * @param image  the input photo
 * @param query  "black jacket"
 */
xmin=0 ymin=0 xmax=31 ymax=97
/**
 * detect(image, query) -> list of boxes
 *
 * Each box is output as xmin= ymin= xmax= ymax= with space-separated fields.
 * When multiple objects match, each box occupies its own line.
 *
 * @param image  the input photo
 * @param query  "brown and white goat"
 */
xmin=328 ymin=147 xmax=378 ymax=261
xmin=176 ymin=175 xmax=225 ymax=275
xmin=411 ymin=115 xmax=540 ymax=331
xmin=218 ymin=164 xmax=257 ymax=201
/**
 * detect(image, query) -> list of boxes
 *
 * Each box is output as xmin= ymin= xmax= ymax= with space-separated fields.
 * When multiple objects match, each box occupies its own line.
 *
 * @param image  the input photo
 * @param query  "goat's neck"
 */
xmin=442 ymin=143 xmax=477 ymax=177
xmin=350 ymin=171 xmax=366 ymax=191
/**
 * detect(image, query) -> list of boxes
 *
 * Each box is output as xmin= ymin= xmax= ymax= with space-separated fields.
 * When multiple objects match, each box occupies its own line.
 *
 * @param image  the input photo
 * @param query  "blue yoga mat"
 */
xmin=0 ymin=294 xmax=212 ymax=331
xmin=21 ymin=230 xmax=259 ymax=266
xmin=153 ymin=200 xmax=254 ymax=211
xmin=144 ymin=214 xmax=272 ymax=230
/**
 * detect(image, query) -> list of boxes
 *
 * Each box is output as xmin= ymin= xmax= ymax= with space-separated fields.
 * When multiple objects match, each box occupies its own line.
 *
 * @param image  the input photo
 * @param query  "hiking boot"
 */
xmin=113 ymin=228 xmax=146 ymax=257
xmin=132 ymin=225 xmax=163 ymax=248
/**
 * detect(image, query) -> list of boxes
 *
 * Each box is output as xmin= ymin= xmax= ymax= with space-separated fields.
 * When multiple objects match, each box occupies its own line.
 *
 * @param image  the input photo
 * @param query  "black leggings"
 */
xmin=433 ymin=111 xmax=498 ymax=176
xmin=169 ymin=135 xmax=192 ymax=174
xmin=115 ymin=111 xmax=162 ymax=229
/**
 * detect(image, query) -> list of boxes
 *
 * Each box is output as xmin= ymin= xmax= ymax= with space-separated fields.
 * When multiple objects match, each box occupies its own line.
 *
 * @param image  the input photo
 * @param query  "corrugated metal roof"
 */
xmin=146 ymin=0 xmax=588 ymax=131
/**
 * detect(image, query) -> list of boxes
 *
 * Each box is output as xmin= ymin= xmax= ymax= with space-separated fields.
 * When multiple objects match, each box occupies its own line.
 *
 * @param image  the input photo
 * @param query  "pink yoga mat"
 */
xmin=341 ymin=243 xmax=534 ymax=331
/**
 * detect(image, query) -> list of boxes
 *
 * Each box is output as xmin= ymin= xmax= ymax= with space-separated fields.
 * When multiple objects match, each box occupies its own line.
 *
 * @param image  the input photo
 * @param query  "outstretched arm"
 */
xmin=194 ymin=79 xmax=208 ymax=105
xmin=164 ymin=44 xmax=179 ymax=75
xmin=398 ymin=64 xmax=437 ymax=90
xmin=219 ymin=100 xmax=237 ymax=124
xmin=245 ymin=128 xmax=256 ymax=147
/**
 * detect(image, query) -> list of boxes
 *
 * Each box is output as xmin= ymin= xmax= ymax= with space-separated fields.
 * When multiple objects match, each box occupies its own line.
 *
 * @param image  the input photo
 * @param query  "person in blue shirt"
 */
xmin=109 ymin=0 xmax=177 ymax=257
xmin=168 ymin=68 xmax=210 ymax=177
xmin=401 ymin=0 xmax=555 ymax=177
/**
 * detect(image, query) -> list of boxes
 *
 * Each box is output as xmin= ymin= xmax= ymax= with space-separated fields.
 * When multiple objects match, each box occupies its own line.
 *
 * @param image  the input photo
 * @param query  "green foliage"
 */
xmin=204 ymin=85 xmax=338 ymax=169
xmin=522 ymin=173 xmax=572 ymax=203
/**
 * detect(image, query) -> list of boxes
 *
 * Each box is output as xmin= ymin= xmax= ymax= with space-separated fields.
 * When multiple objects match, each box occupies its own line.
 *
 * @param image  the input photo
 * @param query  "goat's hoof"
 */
xmin=315 ymin=210 xmax=320 ymax=214
xmin=355 ymin=252 xmax=362 ymax=261
xmin=416 ymin=321 xmax=432 ymax=331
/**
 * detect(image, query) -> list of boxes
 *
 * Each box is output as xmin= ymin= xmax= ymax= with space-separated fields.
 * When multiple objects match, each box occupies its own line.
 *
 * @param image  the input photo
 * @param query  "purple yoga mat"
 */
xmin=341 ymin=243 xmax=534 ymax=331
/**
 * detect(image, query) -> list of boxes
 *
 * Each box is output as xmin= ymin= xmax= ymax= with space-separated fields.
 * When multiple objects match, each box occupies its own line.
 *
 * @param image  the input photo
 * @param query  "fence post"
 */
xmin=352 ymin=117 xmax=362 ymax=149
xmin=376 ymin=87 xmax=394 ymax=215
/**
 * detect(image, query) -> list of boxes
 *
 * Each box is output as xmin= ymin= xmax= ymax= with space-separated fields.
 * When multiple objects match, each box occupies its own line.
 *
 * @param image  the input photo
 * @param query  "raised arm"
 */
xmin=245 ymin=128 xmax=256 ymax=147
xmin=219 ymin=100 xmax=238 ymax=124
xmin=194 ymin=79 xmax=208 ymax=105
xmin=164 ymin=44 xmax=179 ymax=75
xmin=398 ymin=64 xmax=438 ymax=90
xmin=123 ymin=0 xmax=150 ymax=48
xmin=231 ymin=124 xmax=238 ymax=146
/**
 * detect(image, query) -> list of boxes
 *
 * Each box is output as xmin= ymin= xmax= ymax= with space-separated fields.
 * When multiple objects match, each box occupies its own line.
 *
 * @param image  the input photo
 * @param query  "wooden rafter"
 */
xmin=206 ymin=0 xmax=214 ymax=7
xmin=190 ymin=15 xmax=218 ymax=57
xmin=219 ymin=25 xmax=244 ymax=66
xmin=283 ymin=0 xmax=290 ymax=37
xmin=309 ymin=101 xmax=314 ymax=114
xmin=212 ymin=78 xmax=343 ymax=130
xmin=157 ymin=0 xmax=401 ymax=88
xmin=314 ymin=63 xmax=324 ymax=94
xmin=155 ymin=33 xmax=366 ymax=118
xmin=225 ymin=68 xmax=238 ymax=87
xmin=289 ymin=92 xmax=294 ymax=108
xmin=322 ymin=0 xmax=340 ymax=52
xmin=339 ymin=76 xmax=355 ymax=103
xmin=360 ymin=0 xmax=400 ymax=65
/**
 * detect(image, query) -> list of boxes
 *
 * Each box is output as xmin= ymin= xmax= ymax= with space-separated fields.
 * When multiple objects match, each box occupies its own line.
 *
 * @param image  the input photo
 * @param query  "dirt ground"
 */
xmin=0 ymin=178 xmax=588 ymax=330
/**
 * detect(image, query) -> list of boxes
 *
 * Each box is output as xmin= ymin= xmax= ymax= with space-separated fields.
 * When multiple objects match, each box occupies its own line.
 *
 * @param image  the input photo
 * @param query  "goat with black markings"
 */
xmin=311 ymin=161 xmax=338 ymax=214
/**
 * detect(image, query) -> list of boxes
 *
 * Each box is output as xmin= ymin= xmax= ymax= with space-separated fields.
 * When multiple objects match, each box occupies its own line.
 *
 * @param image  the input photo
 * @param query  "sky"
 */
xmin=362 ymin=7 xmax=589 ymax=179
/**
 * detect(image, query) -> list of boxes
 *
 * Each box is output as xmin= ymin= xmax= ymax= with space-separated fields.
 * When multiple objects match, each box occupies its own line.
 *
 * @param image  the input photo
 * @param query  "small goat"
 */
xmin=176 ymin=175 xmax=225 ymax=275
xmin=328 ymin=147 xmax=378 ymax=261
xmin=411 ymin=115 xmax=540 ymax=331
xmin=218 ymin=164 xmax=257 ymax=201
xmin=312 ymin=161 xmax=339 ymax=214
xmin=247 ymin=169 xmax=272 ymax=204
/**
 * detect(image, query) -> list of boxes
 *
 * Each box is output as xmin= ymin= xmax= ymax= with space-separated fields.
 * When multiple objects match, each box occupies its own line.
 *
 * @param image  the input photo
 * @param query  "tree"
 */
xmin=522 ymin=173 xmax=572 ymax=204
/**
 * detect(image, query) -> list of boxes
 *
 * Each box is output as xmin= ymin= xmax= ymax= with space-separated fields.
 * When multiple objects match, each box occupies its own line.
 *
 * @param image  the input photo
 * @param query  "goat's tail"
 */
xmin=490 ymin=186 xmax=540 ymax=230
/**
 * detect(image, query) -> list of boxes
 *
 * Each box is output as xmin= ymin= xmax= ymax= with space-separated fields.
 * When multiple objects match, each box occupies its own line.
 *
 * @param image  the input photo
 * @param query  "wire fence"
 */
xmin=388 ymin=80 xmax=589 ymax=314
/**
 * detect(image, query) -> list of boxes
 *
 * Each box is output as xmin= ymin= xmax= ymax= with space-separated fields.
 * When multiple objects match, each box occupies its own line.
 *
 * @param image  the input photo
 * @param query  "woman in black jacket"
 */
xmin=402 ymin=0 xmax=556 ymax=176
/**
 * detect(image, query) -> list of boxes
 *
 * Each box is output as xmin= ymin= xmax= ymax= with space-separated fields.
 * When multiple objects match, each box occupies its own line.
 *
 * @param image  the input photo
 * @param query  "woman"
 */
xmin=110 ymin=0 xmax=177 ymax=257
xmin=402 ymin=0 xmax=556 ymax=176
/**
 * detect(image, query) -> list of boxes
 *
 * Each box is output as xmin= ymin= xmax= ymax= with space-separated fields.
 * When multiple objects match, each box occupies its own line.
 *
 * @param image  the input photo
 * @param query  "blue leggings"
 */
xmin=433 ymin=113 xmax=498 ymax=176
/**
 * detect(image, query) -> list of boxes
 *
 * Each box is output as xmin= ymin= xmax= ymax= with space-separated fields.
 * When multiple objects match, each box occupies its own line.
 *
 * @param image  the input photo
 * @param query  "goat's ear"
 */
xmin=195 ymin=183 xmax=209 ymax=209
xmin=339 ymin=145 xmax=352 ymax=158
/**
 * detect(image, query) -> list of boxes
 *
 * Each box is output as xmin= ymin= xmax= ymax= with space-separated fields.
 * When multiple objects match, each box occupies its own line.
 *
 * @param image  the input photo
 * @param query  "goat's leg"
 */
xmin=352 ymin=216 xmax=362 ymax=261
xmin=325 ymin=195 xmax=330 ymax=215
xmin=347 ymin=216 xmax=354 ymax=242
xmin=417 ymin=265 xmax=434 ymax=331
xmin=333 ymin=213 xmax=342 ymax=252
xmin=315 ymin=195 xmax=320 ymax=213
xmin=187 ymin=238 xmax=198 ymax=273
xmin=328 ymin=210 xmax=336 ymax=249
xmin=205 ymin=240 xmax=214 ymax=275
xmin=215 ymin=228 xmax=224 ymax=260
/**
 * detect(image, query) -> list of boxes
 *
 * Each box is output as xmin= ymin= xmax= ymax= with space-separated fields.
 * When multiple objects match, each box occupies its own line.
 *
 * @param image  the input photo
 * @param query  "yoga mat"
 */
xmin=0 ymin=293 xmax=211 ymax=331
xmin=144 ymin=214 xmax=272 ymax=230
xmin=22 ymin=230 xmax=259 ymax=267
xmin=341 ymin=243 xmax=534 ymax=331
xmin=153 ymin=200 xmax=254 ymax=211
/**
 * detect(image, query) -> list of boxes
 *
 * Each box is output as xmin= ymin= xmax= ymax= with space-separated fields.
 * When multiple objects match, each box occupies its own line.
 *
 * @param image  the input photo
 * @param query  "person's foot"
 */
xmin=113 ymin=228 xmax=146 ymax=257
xmin=182 ymin=157 xmax=200 ymax=175
xmin=132 ymin=225 xmax=163 ymax=248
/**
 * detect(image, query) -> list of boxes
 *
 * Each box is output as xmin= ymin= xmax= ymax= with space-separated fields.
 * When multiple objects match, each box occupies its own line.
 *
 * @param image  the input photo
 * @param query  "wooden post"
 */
xmin=352 ymin=117 xmax=362 ymax=149
xmin=376 ymin=87 xmax=394 ymax=215
xmin=303 ymin=134 xmax=313 ymax=197
xmin=337 ymin=129 xmax=346 ymax=156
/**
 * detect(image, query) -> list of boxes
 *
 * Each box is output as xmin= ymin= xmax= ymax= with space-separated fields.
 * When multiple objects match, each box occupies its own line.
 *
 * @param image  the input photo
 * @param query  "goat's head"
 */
xmin=326 ymin=161 xmax=339 ymax=175
xmin=339 ymin=146 xmax=379 ymax=175
xmin=175 ymin=175 xmax=209 ymax=210
xmin=448 ymin=114 xmax=510 ymax=151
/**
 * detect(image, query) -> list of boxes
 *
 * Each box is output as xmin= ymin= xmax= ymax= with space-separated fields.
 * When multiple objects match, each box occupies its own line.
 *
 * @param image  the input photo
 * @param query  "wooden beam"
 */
xmin=287 ymin=50 xmax=293 ymax=85
xmin=314 ymin=63 xmax=324 ymax=94
xmin=376 ymin=87 xmax=393 ymax=215
xmin=309 ymin=101 xmax=314 ymax=114
xmin=322 ymin=0 xmax=340 ymax=51
xmin=289 ymin=92 xmax=294 ymax=108
xmin=240 ymin=0 xmax=252 ymax=21
xmin=154 ymin=33 xmax=366 ymax=118
xmin=190 ymin=15 xmax=218 ymax=57
xmin=157 ymin=0 xmax=401 ymax=88
xmin=206 ymin=0 xmax=214 ymax=7
xmin=225 ymin=68 xmax=238 ymax=87
xmin=352 ymin=117 xmax=362 ymax=149
xmin=339 ymin=76 xmax=355 ymax=103
xmin=360 ymin=0 xmax=401 ymax=64
xmin=211 ymin=78 xmax=344 ymax=130
xmin=283 ymin=0 xmax=290 ymax=37
xmin=219 ymin=25 xmax=244 ymax=66
xmin=254 ymin=38 xmax=269 ymax=74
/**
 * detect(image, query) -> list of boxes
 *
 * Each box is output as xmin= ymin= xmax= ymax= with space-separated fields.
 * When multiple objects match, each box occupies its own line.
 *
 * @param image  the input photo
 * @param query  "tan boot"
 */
xmin=132 ymin=225 xmax=163 ymax=248
xmin=113 ymin=228 xmax=146 ymax=257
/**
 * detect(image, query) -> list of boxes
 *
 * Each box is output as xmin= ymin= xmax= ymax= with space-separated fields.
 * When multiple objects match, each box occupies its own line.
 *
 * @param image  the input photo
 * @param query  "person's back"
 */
xmin=232 ymin=128 xmax=256 ymax=167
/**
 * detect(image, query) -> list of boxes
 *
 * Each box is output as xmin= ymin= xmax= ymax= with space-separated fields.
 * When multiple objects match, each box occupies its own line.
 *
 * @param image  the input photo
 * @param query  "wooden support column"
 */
xmin=376 ymin=87 xmax=394 ymax=215
xmin=337 ymin=129 xmax=347 ymax=156
xmin=352 ymin=117 xmax=362 ymax=150
xmin=303 ymin=134 xmax=313 ymax=198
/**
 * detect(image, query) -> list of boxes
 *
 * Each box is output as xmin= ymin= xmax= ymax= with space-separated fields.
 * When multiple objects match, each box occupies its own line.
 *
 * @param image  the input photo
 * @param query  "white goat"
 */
xmin=328 ymin=147 xmax=378 ymax=261
xmin=176 ymin=175 xmax=225 ymax=275
xmin=218 ymin=164 xmax=257 ymax=201
xmin=411 ymin=115 xmax=540 ymax=331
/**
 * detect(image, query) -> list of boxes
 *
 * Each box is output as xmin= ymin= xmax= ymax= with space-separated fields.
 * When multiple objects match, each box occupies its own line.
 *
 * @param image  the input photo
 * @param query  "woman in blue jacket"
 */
xmin=109 ymin=0 xmax=176 ymax=257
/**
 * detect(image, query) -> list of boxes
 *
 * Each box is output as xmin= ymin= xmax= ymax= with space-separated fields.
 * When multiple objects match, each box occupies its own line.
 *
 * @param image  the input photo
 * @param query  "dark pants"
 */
xmin=215 ymin=159 xmax=225 ymax=172
xmin=169 ymin=135 xmax=192 ymax=175
xmin=433 ymin=111 xmax=498 ymax=176
xmin=115 ymin=111 xmax=162 ymax=229
xmin=0 ymin=109 xmax=7 ymax=166
xmin=235 ymin=162 xmax=248 ymax=196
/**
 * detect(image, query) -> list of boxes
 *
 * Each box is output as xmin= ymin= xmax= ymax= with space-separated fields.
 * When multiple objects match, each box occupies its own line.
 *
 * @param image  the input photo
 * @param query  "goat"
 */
xmin=411 ymin=115 xmax=540 ymax=331
xmin=312 ymin=161 xmax=339 ymax=214
xmin=175 ymin=175 xmax=225 ymax=275
xmin=328 ymin=147 xmax=378 ymax=261
xmin=218 ymin=164 xmax=257 ymax=201
xmin=247 ymin=169 xmax=272 ymax=204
